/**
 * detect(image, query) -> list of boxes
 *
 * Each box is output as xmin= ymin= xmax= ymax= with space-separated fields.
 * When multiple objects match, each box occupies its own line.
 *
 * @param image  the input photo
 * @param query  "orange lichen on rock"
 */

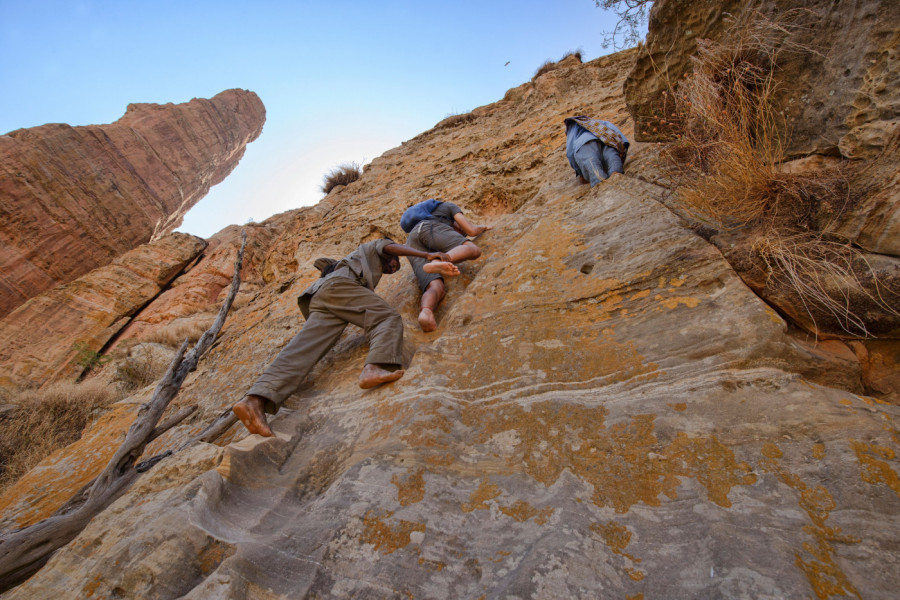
xmin=461 ymin=478 xmax=502 ymax=512
xmin=591 ymin=520 xmax=641 ymax=563
xmin=362 ymin=510 xmax=426 ymax=555
xmin=655 ymin=294 xmax=701 ymax=310
xmin=760 ymin=444 xmax=862 ymax=600
xmin=497 ymin=500 xmax=554 ymax=525
xmin=392 ymin=467 xmax=426 ymax=507
xmin=455 ymin=401 xmax=755 ymax=514
xmin=667 ymin=432 xmax=758 ymax=507
xmin=851 ymin=440 xmax=900 ymax=499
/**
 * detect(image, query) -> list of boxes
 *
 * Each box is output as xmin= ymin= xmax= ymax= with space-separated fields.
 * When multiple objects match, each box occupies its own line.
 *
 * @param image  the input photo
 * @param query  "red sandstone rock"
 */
xmin=0 ymin=89 xmax=265 ymax=318
xmin=0 ymin=232 xmax=207 ymax=387
xmin=114 ymin=224 xmax=280 ymax=344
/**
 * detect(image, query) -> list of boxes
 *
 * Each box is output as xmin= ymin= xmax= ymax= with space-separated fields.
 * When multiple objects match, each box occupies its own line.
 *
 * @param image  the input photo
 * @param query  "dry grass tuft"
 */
xmin=321 ymin=162 xmax=363 ymax=194
xmin=139 ymin=316 xmax=215 ymax=348
xmin=112 ymin=343 xmax=173 ymax=392
xmin=436 ymin=111 xmax=477 ymax=130
xmin=532 ymin=50 xmax=583 ymax=80
xmin=0 ymin=380 xmax=122 ymax=493
xmin=662 ymin=10 xmax=896 ymax=337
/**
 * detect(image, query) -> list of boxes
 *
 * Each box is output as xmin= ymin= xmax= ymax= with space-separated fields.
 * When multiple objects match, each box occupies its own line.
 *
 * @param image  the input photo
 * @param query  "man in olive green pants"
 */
xmin=233 ymin=239 xmax=455 ymax=437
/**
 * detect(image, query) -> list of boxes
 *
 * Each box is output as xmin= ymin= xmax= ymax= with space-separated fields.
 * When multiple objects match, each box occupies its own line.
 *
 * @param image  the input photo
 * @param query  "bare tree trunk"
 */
xmin=0 ymin=231 xmax=247 ymax=593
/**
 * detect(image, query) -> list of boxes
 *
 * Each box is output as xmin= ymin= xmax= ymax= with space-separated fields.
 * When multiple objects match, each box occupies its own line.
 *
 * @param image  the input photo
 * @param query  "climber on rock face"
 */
xmin=564 ymin=115 xmax=629 ymax=186
xmin=233 ymin=239 xmax=453 ymax=437
xmin=401 ymin=199 xmax=491 ymax=332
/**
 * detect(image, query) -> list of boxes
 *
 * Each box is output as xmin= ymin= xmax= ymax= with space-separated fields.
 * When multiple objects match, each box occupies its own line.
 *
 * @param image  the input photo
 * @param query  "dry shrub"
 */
xmin=751 ymin=234 xmax=900 ymax=336
xmin=321 ymin=162 xmax=363 ymax=194
xmin=140 ymin=316 xmax=215 ymax=348
xmin=436 ymin=111 xmax=476 ymax=130
xmin=113 ymin=343 xmax=172 ymax=392
xmin=662 ymin=10 xmax=896 ymax=337
xmin=0 ymin=380 xmax=122 ymax=493
xmin=532 ymin=50 xmax=583 ymax=80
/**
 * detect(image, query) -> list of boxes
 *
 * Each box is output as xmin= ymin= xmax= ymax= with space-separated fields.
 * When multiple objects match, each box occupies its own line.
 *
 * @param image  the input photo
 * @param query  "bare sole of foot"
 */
xmin=418 ymin=307 xmax=437 ymax=332
xmin=233 ymin=397 xmax=275 ymax=437
xmin=359 ymin=364 xmax=405 ymax=389
xmin=423 ymin=261 xmax=460 ymax=277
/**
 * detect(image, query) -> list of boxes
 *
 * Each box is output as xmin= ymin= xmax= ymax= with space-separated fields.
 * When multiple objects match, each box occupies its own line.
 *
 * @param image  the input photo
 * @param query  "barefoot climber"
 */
xmin=404 ymin=201 xmax=491 ymax=332
xmin=233 ymin=239 xmax=453 ymax=437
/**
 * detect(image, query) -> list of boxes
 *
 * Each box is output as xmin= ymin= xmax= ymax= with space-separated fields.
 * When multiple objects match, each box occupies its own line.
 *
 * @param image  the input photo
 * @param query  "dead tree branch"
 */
xmin=0 ymin=230 xmax=247 ymax=593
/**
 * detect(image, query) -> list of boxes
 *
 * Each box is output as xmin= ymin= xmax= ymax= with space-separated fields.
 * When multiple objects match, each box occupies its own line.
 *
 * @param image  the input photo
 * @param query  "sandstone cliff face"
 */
xmin=0 ymin=232 xmax=207 ymax=388
xmin=0 ymin=89 xmax=265 ymax=319
xmin=625 ymin=0 xmax=900 ymax=159
xmin=3 ymin=42 xmax=899 ymax=599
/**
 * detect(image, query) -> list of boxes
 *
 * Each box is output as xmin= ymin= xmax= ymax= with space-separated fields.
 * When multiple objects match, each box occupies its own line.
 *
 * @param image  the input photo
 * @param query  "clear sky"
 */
xmin=0 ymin=1 xmax=640 ymax=238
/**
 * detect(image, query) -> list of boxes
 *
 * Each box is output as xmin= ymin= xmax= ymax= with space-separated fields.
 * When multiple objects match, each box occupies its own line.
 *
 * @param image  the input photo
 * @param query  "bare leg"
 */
xmin=359 ymin=363 xmax=405 ymax=389
xmin=232 ymin=395 xmax=274 ymax=437
xmin=446 ymin=241 xmax=481 ymax=263
xmin=423 ymin=261 xmax=460 ymax=277
xmin=418 ymin=279 xmax=445 ymax=332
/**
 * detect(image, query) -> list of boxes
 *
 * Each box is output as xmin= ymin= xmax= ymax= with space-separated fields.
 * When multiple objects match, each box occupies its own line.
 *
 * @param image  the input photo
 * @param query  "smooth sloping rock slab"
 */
xmin=10 ymin=177 xmax=900 ymax=599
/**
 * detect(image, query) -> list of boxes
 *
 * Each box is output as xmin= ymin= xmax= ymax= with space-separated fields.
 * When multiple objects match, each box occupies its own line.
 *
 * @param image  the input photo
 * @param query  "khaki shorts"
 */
xmin=405 ymin=220 xmax=468 ymax=291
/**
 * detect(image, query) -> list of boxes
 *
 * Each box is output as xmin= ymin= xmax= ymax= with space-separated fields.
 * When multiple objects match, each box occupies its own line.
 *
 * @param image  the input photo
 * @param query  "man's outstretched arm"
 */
xmin=384 ymin=243 xmax=451 ymax=263
xmin=453 ymin=213 xmax=492 ymax=237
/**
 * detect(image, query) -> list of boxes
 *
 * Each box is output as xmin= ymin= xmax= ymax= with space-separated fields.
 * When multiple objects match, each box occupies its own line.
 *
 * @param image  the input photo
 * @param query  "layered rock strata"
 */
xmin=3 ymin=45 xmax=900 ymax=599
xmin=0 ymin=232 xmax=207 ymax=387
xmin=0 ymin=88 xmax=265 ymax=318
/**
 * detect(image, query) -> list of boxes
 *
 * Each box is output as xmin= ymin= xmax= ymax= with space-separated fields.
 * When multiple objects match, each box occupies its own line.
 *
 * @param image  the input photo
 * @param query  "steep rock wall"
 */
xmin=0 ymin=232 xmax=207 ymax=387
xmin=3 ymin=49 xmax=900 ymax=600
xmin=624 ymin=0 xmax=900 ymax=159
xmin=0 ymin=89 xmax=265 ymax=318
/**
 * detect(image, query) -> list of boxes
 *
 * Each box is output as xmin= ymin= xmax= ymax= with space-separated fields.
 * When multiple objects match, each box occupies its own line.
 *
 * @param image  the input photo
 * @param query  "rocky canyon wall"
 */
xmin=0 ymin=89 xmax=265 ymax=319
xmin=1 ymin=10 xmax=900 ymax=600
xmin=625 ymin=0 xmax=900 ymax=160
xmin=0 ymin=232 xmax=207 ymax=388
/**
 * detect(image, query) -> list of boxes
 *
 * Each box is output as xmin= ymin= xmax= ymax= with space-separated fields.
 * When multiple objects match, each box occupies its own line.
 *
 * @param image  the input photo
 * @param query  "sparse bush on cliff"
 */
xmin=532 ymin=50 xmax=583 ymax=80
xmin=72 ymin=341 xmax=111 ymax=372
xmin=139 ymin=316 xmax=216 ymax=348
xmin=112 ymin=343 xmax=172 ymax=391
xmin=0 ymin=380 xmax=121 ymax=493
xmin=436 ymin=111 xmax=477 ymax=130
xmin=321 ymin=162 xmax=363 ymax=194
xmin=662 ymin=10 xmax=897 ymax=337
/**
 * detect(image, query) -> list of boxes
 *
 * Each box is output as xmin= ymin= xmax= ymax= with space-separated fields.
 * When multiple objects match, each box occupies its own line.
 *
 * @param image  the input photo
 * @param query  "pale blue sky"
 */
xmin=0 ymin=1 xmax=640 ymax=238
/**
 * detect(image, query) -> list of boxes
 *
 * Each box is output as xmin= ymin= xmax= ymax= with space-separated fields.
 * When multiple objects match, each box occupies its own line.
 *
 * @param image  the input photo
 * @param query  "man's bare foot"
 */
xmin=423 ymin=261 xmax=460 ymax=277
xmin=359 ymin=363 xmax=405 ymax=389
xmin=418 ymin=307 xmax=438 ymax=332
xmin=232 ymin=395 xmax=274 ymax=437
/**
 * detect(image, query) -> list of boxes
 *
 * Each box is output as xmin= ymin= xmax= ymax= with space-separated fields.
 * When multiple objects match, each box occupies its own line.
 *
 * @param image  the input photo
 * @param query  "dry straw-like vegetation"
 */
xmin=0 ymin=380 xmax=121 ymax=494
xmin=112 ymin=344 xmax=172 ymax=392
xmin=321 ymin=162 xmax=363 ymax=194
xmin=139 ymin=316 xmax=215 ymax=348
xmin=662 ymin=10 xmax=897 ymax=337
xmin=532 ymin=50 xmax=582 ymax=80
